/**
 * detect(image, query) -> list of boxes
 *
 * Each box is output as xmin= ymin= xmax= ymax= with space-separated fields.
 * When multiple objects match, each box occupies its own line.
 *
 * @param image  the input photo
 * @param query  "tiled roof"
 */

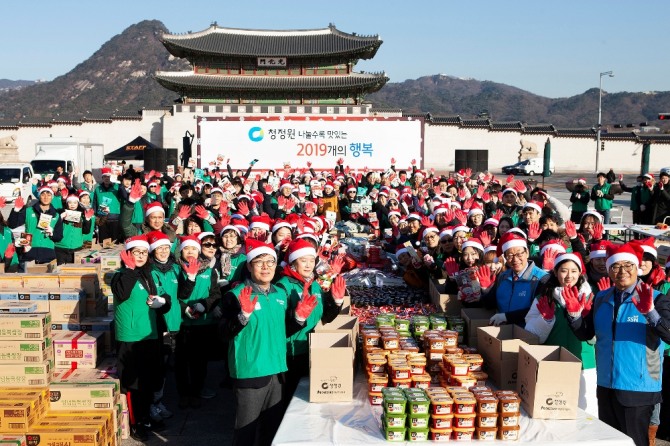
xmin=554 ymin=128 xmax=597 ymax=137
xmin=638 ymin=134 xmax=670 ymax=143
xmin=81 ymin=113 xmax=113 ymax=122
xmin=403 ymin=112 xmax=430 ymax=120
xmin=523 ymin=124 xmax=555 ymax=133
xmin=431 ymin=116 xmax=461 ymax=125
xmin=51 ymin=116 xmax=83 ymax=125
xmin=162 ymin=24 xmax=382 ymax=59
xmin=461 ymin=118 xmax=490 ymax=128
xmin=0 ymin=120 xmax=19 ymax=129
xmin=17 ymin=118 xmax=52 ymax=127
xmin=369 ymin=107 xmax=402 ymax=114
xmin=112 ymin=110 xmax=142 ymax=120
xmin=154 ymin=72 xmax=389 ymax=94
xmin=490 ymin=121 xmax=523 ymax=131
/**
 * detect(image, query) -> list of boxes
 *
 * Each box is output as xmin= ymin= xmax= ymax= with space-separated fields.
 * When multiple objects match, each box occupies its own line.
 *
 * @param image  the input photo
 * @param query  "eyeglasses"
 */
xmin=251 ymin=259 xmax=277 ymax=268
xmin=131 ymin=250 xmax=149 ymax=257
xmin=610 ymin=263 xmax=635 ymax=273
xmin=440 ymin=238 xmax=453 ymax=244
xmin=505 ymin=251 xmax=527 ymax=261
xmin=201 ymin=242 xmax=217 ymax=248
xmin=424 ymin=234 xmax=439 ymax=240
xmin=454 ymin=235 xmax=468 ymax=240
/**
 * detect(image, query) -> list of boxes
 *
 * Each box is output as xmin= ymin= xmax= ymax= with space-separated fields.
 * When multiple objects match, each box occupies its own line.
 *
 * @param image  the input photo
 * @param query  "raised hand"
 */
xmin=421 ymin=215 xmax=432 ymax=227
xmin=411 ymin=159 xmax=416 ymax=166
xmin=464 ymin=168 xmax=472 ymax=178
xmin=514 ymin=180 xmax=527 ymax=194
xmin=564 ymin=220 xmax=577 ymax=239
xmin=194 ymin=205 xmax=210 ymax=220
xmin=458 ymin=188 xmax=467 ymax=200
xmin=581 ymin=294 xmax=594 ymax=317
xmin=0 ymin=197 xmax=6 ymax=208
xmin=278 ymin=236 xmax=291 ymax=252
xmin=455 ymin=210 xmax=467 ymax=225
xmin=476 ymin=184 xmax=485 ymax=198
xmin=177 ymin=204 xmax=191 ymax=220
xmin=14 ymin=196 xmax=24 ymax=210
xmin=597 ymin=276 xmax=612 ymax=291
xmin=536 ymin=296 xmax=555 ymax=321
xmin=592 ymin=222 xmax=604 ymax=240
xmin=482 ymin=192 xmax=491 ymax=203
xmin=182 ymin=258 xmax=200 ymax=279
xmin=277 ymin=196 xmax=287 ymax=209
xmin=443 ymin=209 xmax=455 ymax=223
xmin=285 ymin=197 xmax=296 ymax=213
xmin=331 ymin=275 xmax=346 ymax=303
xmin=60 ymin=188 xmax=68 ymax=199
xmin=443 ymin=257 xmax=460 ymax=277
xmin=562 ymin=286 xmax=583 ymax=318
xmin=238 ymin=286 xmax=257 ymax=319
xmin=479 ymin=231 xmax=492 ymax=247
xmin=237 ymin=201 xmax=249 ymax=216
xmin=633 ymin=282 xmax=655 ymax=314
xmin=542 ymin=247 xmax=561 ymax=271
xmin=337 ymin=157 xmax=344 ymax=166
xmin=390 ymin=157 xmax=396 ymax=165
xmin=475 ymin=265 xmax=495 ymax=289
xmin=120 ymin=250 xmax=136 ymax=270
xmin=264 ymin=183 xmax=273 ymax=193
xmin=295 ymin=293 xmax=318 ymax=322
xmin=650 ymin=267 xmax=667 ymax=286
xmin=330 ymin=254 xmax=345 ymax=275
xmin=463 ymin=197 xmax=475 ymax=210
xmin=85 ymin=208 xmax=95 ymax=220
xmin=527 ymin=222 xmax=542 ymax=241
xmin=4 ymin=243 xmax=15 ymax=259
xmin=506 ymin=174 xmax=515 ymax=185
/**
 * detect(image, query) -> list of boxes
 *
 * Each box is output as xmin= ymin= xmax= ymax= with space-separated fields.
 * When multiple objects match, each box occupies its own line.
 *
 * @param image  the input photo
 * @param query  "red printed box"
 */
xmin=52 ymin=331 xmax=103 ymax=369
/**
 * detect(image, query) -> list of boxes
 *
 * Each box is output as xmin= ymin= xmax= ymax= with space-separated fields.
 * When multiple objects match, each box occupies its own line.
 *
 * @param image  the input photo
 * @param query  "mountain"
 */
xmin=0 ymin=79 xmax=37 ymax=93
xmin=0 ymin=20 xmax=669 ymax=132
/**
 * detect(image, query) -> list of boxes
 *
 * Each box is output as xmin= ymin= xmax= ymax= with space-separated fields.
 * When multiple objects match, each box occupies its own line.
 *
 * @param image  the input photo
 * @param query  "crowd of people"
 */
xmin=1 ymin=158 xmax=670 ymax=446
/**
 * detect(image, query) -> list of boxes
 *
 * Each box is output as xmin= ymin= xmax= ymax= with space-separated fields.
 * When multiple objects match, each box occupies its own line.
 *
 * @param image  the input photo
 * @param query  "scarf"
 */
xmin=282 ymin=263 xmax=312 ymax=285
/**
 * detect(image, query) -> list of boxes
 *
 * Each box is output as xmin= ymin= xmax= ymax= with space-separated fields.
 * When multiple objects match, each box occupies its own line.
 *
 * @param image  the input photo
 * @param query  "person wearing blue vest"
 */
xmin=566 ymin=241 xmax=670 ymax=446
xmin=473 ymin=231 xmax=549 ymax=326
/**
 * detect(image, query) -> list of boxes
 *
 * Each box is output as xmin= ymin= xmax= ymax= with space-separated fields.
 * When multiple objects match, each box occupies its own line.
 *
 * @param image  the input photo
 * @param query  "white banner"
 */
xmin=197 ymin=116 xmax=424 ymax=170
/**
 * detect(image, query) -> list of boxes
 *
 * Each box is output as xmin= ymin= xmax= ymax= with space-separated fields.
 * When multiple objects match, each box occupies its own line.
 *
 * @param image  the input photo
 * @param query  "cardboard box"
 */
xmin=58 ymin=274 xmax=99 ymax=299
xmin=0 ymin=388 xmax=49 ymax=415
xmin=339 ymin=293 xmax=351 ymax=316
xmin=31 ymin=420 xmax=107 ymax=446
xmin=477 ymin=325 xmax=539 ymax=390
xmin=16 ymin=290 xmax=50 ymax=313
xmin=314 ymin=315 xmax=359 ymax=351
xmin=48 ymin=382 xmax=118 ymax=411
xmin=0 ymin=276 xmax=23 ymax=291
xmin=53 ymin=331 xmax=103 ymax=369
xmin=23 ymin=260 xmax=57 ymax=274
xmin=0 ymin=435 xmax=26 ymax=446
xmin=0 ymin=338 xmax=52 ymax=364
xmin=517 ymin=345 xmax=582 ymax=419
xmin=21 ymin=274 xmax=60 ymax=291
xmin=24 ymin=426 xmax=101 ymax=446
xmin=0 ymin=314 xmax=51 ymax=340
xmin=429 ymin=278 xmax=462 ymax=315
xmin=0 ymin=362 xmax=51 ymax=387
xmin=309 ymin=332 xmax=354 ymax=403
xmin=0 ymin=301 xmax=38 ymax=314
xmin=48 ymin=289 xmax=85 ymax=324
xmin=51 ymin=317 xmax=115 ymax=355
xmin=460 ymin=308 xmax=495 ymax=349
xmin=99 ymin=250 xmax=122 ymax=271
xmin=0 ymin=399 xmax=39 ymax=431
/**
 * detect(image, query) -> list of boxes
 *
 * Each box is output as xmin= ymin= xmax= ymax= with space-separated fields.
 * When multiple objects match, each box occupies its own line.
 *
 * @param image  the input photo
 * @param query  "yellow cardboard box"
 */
xmin=25 ymin=426 xmax=102 ymax=446
xmin=0 ymin=400 xmax=38 ymax=432
xmin=0 ymin=388 xmax=49 ymax=414
xmin=31 ymin=419 xmax=107 ymax=446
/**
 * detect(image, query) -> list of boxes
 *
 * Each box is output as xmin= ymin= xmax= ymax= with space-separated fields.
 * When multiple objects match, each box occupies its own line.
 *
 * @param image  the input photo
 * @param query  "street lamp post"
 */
xmin=595 ymin=70 xmax=614 ymax=172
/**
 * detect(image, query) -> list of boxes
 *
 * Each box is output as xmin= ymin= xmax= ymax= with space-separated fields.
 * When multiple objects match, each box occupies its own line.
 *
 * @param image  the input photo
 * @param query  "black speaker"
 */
xmin=144 ymin=148 xmax=166 ymax=173
xmin=165 ymin=149 xmax=178 ymax=172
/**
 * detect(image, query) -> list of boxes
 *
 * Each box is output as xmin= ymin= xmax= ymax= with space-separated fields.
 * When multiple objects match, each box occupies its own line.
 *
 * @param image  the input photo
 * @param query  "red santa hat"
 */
xmin=146 ymin=231 xmax=171 ymax=252
xmin=286 ymin=238 xmax=317 ymax=264
xmin=147 ymin=181 xmax=158 ymax=188
xmin=272 ymin=219 xmax=292 ymax=234
xmin=324 ymin=181 xmax=335 ymax=190
xmin=245 ymin=238 xmax=277 ymax=263
xmin=197 ymin=231 xmax=216 ymax=241
xmin=179 ymin=234 xmax=201 ymax=252
xmin=643 ymin=173 xmax=654 ymax=181
xmin=249 ymin=215 xmax=271 ymax=232
xmin=589 ymin=240 xmax=612 ymax=260
xmin=210 ymin=187 xmax=224 ymax=195
xmin=251 ymin=191 xmax=264 ymax=206
xmin=439 ymin=228 xmax=453 ymax=240
xmin=467 ymin=206 xmax=484 ymax=218
xmin=497 ymin=232 xmax=528 ymax=257
xmin=124 ymin=234 xmax=150 ymax=251
xmin=433 ymin=204 xmax=450 ymax=215
xmin=296 ymin=232 xmax=319 ymax=244
xmin=483 ymin=218 xmax=499 ymax=227
xmin=502 ymin=188 xmax=518 ymax=197
xmin=279 ymin=179 xmax=293 ymax=191
xmin=539 ymin=241 xmax=567 ymax=256
xmin=144 ymin=202 xmax=165 ymax=218
xmin=462 ymin=238 xmax=484 ymax=253
xmin=57 ymin=176 xmax=68 ymax=184
xmin=507 ymin=228 xmax=528 ymax=239
xmin=421 ymin=226 xmax=439 ymax=240
xmin=452 ymin=225 xmax=470 ymax=235
xmin=484 ymin=245 xmax=498 ymax=255
xmin=395 ymin=245 xmax=409 ymax=257
xmin=65 ymin=194 xmax=79 ymax=203
xmin=523 ymin=200 xmax=544 ymax=214
xmin=581 ymin=211 xmax=603 ymax=223
xmin=633 ymin=237 xmax=657 ymax=259
xmin=406 ymin=213 xmax=422 ymax=222
xmin=605 ymin=242 xmax=643 ymax=271
xmin=554 ymin=252 xmax=585 ymax=273
xmin=78 ymin=190 xmax=90 ymax=199
xmin=101 ymin=167 xmax=112 ymax=177
xmin=577 ymin=178 xmax=587 ymax=185
xmin=388 ymin=210 xmax=402 ymax=219
xmin=231 ymin=218 xmax=249 ymax=234
xmin=38 ymin=186 xmax=53 ymax=195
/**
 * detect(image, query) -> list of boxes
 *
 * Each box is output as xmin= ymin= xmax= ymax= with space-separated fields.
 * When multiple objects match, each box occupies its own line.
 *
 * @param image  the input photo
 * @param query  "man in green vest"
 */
xmin=93 ymin=168 xmax=125 ymax=242
xmin=591 ymin=172 xmax=614 ymax=224
xmin=7 ymin=186 xmax=64 ymax=265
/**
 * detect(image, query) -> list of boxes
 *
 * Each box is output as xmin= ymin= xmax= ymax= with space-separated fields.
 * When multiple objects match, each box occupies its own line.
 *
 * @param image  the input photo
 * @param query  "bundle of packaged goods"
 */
xmin=0 ymin=313 xmax=52 ymax=388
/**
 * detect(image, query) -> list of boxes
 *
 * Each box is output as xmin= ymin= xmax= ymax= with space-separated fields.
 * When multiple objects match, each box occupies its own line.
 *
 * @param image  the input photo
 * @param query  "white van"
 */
xmin=0 ymin=163 xmax=34 ymax=202
xmin=518 ymin=157 xmax=555 ymax=176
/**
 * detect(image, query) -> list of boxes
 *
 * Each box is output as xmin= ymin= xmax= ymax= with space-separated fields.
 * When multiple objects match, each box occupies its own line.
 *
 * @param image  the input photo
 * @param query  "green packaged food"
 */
xmin=407 ymin=427 xmax=430 ymax=442
xmin=384 ymin=426 xmax=407 ymax=442
xmin=384 ymin=394 xmax=407 ymax=414
xmin=408 ymin=412 xmax=430 ymax=428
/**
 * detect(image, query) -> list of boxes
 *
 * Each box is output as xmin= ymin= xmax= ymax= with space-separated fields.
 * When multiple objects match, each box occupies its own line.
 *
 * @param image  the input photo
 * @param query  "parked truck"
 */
xmin=31 ymin=139 xmax=104 ymax=183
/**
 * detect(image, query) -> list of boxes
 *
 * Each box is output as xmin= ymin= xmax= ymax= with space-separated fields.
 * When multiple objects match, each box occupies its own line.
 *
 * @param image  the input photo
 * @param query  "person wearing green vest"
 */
xmin=77 ymin=191 xmax=96 ymax=246
xmin=54 ymin=194 xmax=93 ymax=264
xmin=112 ymin=235 xmax=172 ymax=442
xmin=174 ymin=235 xmax=221 ymax=409
xmin=218 ymin=239 xmax=318 ymax=446
xmin=275 ymin=238 xmax=345 ymax=407
xmin=146 ymin=231 xmax=180 ymax=425
xmin=122 ymin=180 xmax=176 ymax=242
xmin=93 ymin=169 xmax=125 ymax=242
xmin=591 ymin=172 xmax=614 ymax=224
xmin=569 ymin=178 xmax=590 ymax=223
xmin=524 ymin=252 xmax=597 ymax=417
xmin=0 ymin=209 xmax=19 ymax=273
xmin=218 ymin=225 xmax=247 ymax=292
xmin=7 ymin=187 xmax=64 ymax=265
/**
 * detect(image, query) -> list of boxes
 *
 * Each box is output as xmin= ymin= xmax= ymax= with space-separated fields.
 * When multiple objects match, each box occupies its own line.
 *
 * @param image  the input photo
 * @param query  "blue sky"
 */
xmin=2 ymin=0 xmax=667 ymax=98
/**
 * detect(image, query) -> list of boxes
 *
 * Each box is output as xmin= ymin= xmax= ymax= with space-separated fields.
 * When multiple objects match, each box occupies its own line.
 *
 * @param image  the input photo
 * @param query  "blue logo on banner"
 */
xmin=248 ymin=127 xmax=264 ymax=142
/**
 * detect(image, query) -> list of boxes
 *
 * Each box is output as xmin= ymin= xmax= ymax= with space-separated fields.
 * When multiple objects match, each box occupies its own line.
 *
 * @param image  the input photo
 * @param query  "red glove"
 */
xmin=443 ymin=258 xmax=460 ymax=277
xmin=649 ymin=266 xmax=666 ymax=287
xmin=177 ymin=204 xmax=191 ymax=220
xmin=194 ymin=205 xmax=210 ymax=220
xmin=597 ymin=276 xmax=612 ymax=292
xmin=527 ymin=222 xmax=542 ymax=241
xmin=562 ymin=286 xmax=583 ymax=318
xmin=421 ymin=215 xmax=432 ymax=227
xmin=285 ymin=198 xmax=296 ymax=213
xmin=337 ymin=157 xmax=344 ymax=166
xmin=482 ymin=192 xmax=491 ymax=203
xmin=277 ymin=196 xmax=287 ymax=209
xmin=4 ymin=244 xmax=15 ymax=259
xmin=278 ymin=236 xmax=291 ymax=252
xmin=85 ymin=208 xmax=95 ymax=219
xmin=237 ymin=201 xmax=249 ymax=216
xmin=542 ymin=247 xmax=561 ymax=271
xmin=295 ymin=294 xmax=318 ymax=322
xmin=564 ymin=220 xmax=577 ymax=239
xmin=458 ymin=188 xmax=467 ymax=200
xmin=476 ymin=184 xmax=485 ymax=198
xmin=411 ymin=159 xmax=416 ymax=166
xmin=633 ymin=282 xmax=655 ymax=314
xmin=514 ymin=180 xmax=527 ymax=194
xmin=582 ymin=295 xmax=594 ymax=317
xmin=443 ymin=209 xmax=455 ymax=223
xmin=463 ymin=197 xmax=475 ymax=211
xmin=14 ymin=196 xmax=24 ymax=210
xmin=219 ymin=201 xmax=229 ymax=216
xmin=330 ymin=254 xmax=345 ymax=275
xmin=390 ymin=157 xmax=396 ymax=165
xmin=592 ymin=223 xmax=604 ymax=240
xmin=0 ymin=197 xmax=6 ymax=209
xmin=120 ymin=250 xmax=136 ymax=270
xmin=60 ymin=188 xmax=68 ymax=199
xmin=464 ymin=168 xmax=472 ymax=178
xmin=455 ymin=210 xmax=467 ymax=225
xmin=129 ymin=179 xmax=143 ymax=202
xmin=536 ymin=296 xmax=555 ymax=321
xmin=264 ymin=183 xmax=273 ymax=193
xmin=316 ymin=198 xmax=324 ymax=207
xmin=506 ymin=174 xmax=515 ymax=185
xmin=475 ymin=265 xmax=495 ymax=289
xmin=479 ymin=231 xmax=492 ymax=247
xmin=331 ymin=275 xmax=346 ymax=303
xmin=182 ymin=258 xmax=200 ymax=279
xmin=238 ymin=286 xmax=258 ymax=319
